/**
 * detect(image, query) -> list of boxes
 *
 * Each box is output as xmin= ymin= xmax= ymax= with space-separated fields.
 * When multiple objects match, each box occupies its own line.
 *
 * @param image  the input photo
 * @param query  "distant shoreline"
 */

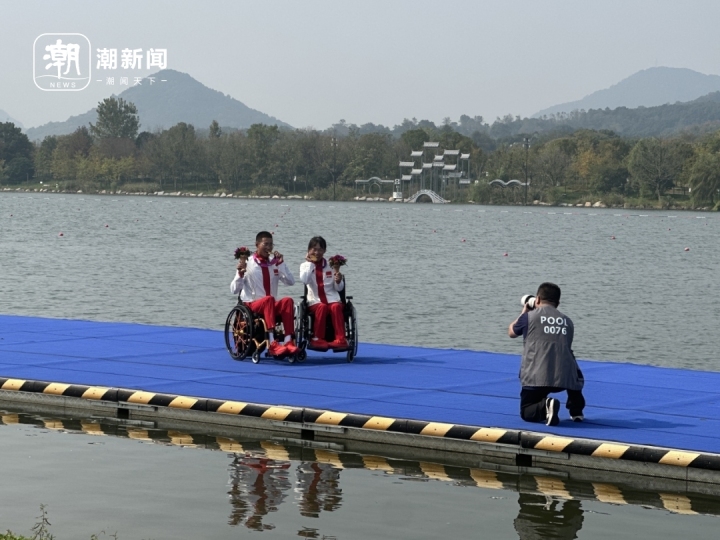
xmin=2 ymin=187 xmax=717 ymax=211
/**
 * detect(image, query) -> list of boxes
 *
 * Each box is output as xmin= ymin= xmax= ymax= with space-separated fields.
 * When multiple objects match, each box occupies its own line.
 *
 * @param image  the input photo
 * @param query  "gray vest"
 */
xmin=520 ymin=305 xmax=583 ymax=390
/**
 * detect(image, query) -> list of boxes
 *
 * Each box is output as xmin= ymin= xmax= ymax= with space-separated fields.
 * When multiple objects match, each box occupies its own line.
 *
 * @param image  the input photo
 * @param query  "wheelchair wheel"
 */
xmin=295 ymin=300 xmax=309 ymax=350
xmin=251 ymin=349 xmax=261 ymax=364
xmin=225 ymin=305 xmax=254 ymax=360
xmin=346 ymin=303 xmax=358 ymax=363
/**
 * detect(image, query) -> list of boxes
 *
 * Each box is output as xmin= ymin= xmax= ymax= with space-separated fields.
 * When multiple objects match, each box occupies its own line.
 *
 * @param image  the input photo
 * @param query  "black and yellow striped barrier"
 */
xmin=519 ymin=432 xmax=720 ymax=471
xmin=3 ymin=376 xmax=720 ymax=473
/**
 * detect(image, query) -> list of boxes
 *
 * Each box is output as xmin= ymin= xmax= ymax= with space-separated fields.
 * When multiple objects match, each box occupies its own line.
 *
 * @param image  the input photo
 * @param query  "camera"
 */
xmin=521 ymin=295 xmax=536 ymax=309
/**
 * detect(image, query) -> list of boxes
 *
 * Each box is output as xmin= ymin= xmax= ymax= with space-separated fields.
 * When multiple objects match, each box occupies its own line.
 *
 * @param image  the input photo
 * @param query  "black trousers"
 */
xmin=520 ymin=387 xmax=585 ymax=423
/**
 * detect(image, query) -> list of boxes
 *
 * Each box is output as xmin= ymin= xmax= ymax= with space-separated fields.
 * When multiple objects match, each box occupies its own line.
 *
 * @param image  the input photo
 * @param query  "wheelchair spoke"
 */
xmin=225 ymin=306 xmax=254 ymax=360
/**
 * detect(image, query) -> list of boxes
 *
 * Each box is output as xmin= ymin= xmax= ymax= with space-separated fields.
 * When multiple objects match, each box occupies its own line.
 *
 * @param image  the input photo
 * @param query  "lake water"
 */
xmin=2 ymin=193 xmax=720 ymax=539
xmin=1 ymin=407 xmax=719 ymax=540
xmin=1 ymin=193 xmax=719 ymax=369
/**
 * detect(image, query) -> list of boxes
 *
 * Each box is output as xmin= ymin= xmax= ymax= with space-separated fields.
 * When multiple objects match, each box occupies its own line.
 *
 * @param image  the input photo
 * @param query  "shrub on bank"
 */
xmin=249 ymin=185 xmax=287 ymax=197
xmin=121 ymin=181 xmax=161 ymax=193
xmin=311 ymin=185 xmax=358 ymax=201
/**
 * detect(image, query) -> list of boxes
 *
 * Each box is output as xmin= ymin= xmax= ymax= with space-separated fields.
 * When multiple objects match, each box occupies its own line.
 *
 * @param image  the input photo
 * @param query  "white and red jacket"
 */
xmin=230 ymin=254 xmax=295 ymax=302
xmin=299 ymin=258 xmax=344 ymax=306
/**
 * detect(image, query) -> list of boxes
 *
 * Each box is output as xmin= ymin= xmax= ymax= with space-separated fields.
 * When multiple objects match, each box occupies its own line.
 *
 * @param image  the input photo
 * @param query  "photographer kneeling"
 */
xmin=508 ymin=282 xmax=585 ymax=426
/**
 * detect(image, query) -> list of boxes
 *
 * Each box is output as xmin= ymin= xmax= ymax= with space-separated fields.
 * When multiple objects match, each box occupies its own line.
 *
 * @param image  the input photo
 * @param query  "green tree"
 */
xmin=400 ymin=129 xmax=429 ymax=152
xmin=627 ymin=138 xmax=684 ymax=201
xmin=688 ymin=149 xmax=720 ymax=205
xmin=0 ymin=122 xmax=34 ymax=184
xmin=246 ymin=124 xmax=280 ymax=184
xmin=209 ymin=120 xmax=222 ymax=139
xmin=273 ymin=131 xmax=302 ymax=193
xmin=34 ymin=136 xmax=58 ymax=182
xmin=151 ymin=122 xmax=206 ymax=191
xmin=51 ymin=126 xmax=93 ymax=180
xmin=485 ymin=143 xmax=525 ymax=181
xmin=343 ymin=132 xmax=395 ymax=183
xmin=89 ymin=97 xmax=140 ymax=140
xmin=588 ymin=138 xmax=630 ymax=193
xmin=535 ymin=139 xmax=573 ymax=189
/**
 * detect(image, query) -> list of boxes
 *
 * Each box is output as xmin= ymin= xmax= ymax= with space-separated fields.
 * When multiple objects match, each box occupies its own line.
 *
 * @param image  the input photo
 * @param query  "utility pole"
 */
xmin=331 ymin=135 xmax=338 ymax=201
xmin=523 ymin=136 xmax=530 ymax=206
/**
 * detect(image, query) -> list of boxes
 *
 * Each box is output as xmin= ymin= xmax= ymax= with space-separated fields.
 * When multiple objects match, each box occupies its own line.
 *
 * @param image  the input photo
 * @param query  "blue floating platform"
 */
xmin=1 ymin=315 xmax=720 ymax=458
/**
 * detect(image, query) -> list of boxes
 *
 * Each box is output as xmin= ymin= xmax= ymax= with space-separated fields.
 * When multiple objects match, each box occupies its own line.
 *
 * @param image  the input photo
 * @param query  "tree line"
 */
xmin=1 ymin=97 xmax=720 ymax=208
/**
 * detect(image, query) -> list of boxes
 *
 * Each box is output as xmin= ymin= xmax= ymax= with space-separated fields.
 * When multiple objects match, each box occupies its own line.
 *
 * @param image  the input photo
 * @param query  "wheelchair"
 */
xmin=295 ymin=283 xmax=358 ymax=363
xmin=224 ymin=296 xmax=301 ymax=364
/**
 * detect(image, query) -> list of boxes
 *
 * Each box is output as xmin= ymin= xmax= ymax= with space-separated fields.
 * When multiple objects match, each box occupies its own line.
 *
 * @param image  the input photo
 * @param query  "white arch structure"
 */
xmin=489 ymin=179 xmax=527 ymax=188
xmin=406 ymin=189 xmax=448 ymax=204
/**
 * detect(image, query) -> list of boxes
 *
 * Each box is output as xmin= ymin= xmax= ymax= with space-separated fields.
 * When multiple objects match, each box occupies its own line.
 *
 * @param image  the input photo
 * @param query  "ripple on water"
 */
xmin=1 ymin=193 xmax=719 ymax=370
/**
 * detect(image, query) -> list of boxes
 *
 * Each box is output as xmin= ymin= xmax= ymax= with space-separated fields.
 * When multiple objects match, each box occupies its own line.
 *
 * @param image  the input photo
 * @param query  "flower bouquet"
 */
xmin=234 ymin=246 xmax=252 ymax=262
xmin=328 ymin=254 xmax=347 ymax=272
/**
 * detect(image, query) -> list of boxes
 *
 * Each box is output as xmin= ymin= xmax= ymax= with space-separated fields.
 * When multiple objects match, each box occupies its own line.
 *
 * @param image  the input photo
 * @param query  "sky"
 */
xmin=2 ymin=0 xmax=720 ymax=130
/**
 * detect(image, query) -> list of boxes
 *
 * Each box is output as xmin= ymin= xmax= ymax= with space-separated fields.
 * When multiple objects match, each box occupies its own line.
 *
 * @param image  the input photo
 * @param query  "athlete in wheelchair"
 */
xmin=225 ymin=231 xmax=299 ymax=364
xmin=295 ymin=236 xmax=358 ymax=363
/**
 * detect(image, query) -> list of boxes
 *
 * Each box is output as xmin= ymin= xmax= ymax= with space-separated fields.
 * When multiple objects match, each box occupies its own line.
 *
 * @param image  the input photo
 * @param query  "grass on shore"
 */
xmin=1 ymin=505 xmax=122 ymax=540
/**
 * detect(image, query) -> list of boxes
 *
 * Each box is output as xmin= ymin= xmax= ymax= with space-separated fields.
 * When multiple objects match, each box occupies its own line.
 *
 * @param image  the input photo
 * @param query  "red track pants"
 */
xmin=309 ymin=302 xmax=344 ymax=341
xmin=247 ymin=296 xmax=295 ymax=337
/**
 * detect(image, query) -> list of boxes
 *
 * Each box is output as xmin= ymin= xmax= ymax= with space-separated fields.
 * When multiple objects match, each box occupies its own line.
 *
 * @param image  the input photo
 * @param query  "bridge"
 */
xmin=406 ymin=189 xmax=448 ymax=204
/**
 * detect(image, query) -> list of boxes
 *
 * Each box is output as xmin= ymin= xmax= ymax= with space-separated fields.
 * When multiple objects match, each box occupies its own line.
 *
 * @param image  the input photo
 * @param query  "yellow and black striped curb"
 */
xmin=3 ymin=376 xmax=720 ymax=472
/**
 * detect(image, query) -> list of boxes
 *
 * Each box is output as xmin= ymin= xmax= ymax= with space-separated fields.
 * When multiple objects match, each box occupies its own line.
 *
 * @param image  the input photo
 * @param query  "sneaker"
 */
xmin=268 ymin=341 xmax=287 ymax=357
xmin=545 ymin=398 xmax=560 ymax=426
xmin=284 ymin=340 xmax=298 ymax=355
xmin=308 ymin=338 xmax=330 ymax=351
xmin=328 ymin=338 xmax=349 ymax=350
xmin=571 ymin=415 xmax=584 ymax=422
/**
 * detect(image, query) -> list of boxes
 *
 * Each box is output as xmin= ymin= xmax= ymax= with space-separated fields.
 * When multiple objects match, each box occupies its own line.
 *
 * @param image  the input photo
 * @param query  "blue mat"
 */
xmin=1 ymin=315 xmax=719 ymax=454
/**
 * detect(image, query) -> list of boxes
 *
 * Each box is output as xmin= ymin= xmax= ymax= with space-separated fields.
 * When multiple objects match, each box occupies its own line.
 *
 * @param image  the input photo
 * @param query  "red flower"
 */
xmin=328 ymin=254 xmax=347 ymax=267
xmin=234 ymin=246 xmax=252 ymax=259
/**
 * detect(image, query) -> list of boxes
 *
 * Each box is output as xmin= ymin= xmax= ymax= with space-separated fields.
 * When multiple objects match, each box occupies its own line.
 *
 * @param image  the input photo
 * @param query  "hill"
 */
xmin=0 ymin=108 xmax=23 ymax=129
xmin=534 ymin=67 xmax=720 ymax=118
xmin=488 ymin=90 xmax=720 ymax=139
xmin=25 ymin=69 xmax=291 ymax=140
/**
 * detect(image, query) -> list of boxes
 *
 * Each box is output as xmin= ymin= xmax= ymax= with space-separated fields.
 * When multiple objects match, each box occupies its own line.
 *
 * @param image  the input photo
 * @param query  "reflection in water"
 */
xmin=227 ymin=454 xmax=291 ymax=531
xmin=296 ymin=462 xmax=342 ymax=518
xmin=226 ymin=447 xmax=344 ymax=536
xmin=3 ymin=408 xmax=720 ymax=538
xmin=514 ymin=493 xmax=584 ymax=540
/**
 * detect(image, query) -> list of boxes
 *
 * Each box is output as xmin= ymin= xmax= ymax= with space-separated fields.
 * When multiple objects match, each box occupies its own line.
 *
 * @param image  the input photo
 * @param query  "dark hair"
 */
xmin=536 ymin=282 xmax=561 ymax=306
xmin=307 ymin=236 xmax=326 ymax=250
xmin=255 ymin=231 xmax=273 ymax=243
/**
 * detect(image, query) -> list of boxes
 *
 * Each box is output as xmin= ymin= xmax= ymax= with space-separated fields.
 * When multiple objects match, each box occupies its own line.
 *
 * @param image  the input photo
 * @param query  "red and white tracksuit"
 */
xmin=230 ymin=254 xmax=295 ymax=335
xmin=299 ymin=259 xmax=345 ymax=341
